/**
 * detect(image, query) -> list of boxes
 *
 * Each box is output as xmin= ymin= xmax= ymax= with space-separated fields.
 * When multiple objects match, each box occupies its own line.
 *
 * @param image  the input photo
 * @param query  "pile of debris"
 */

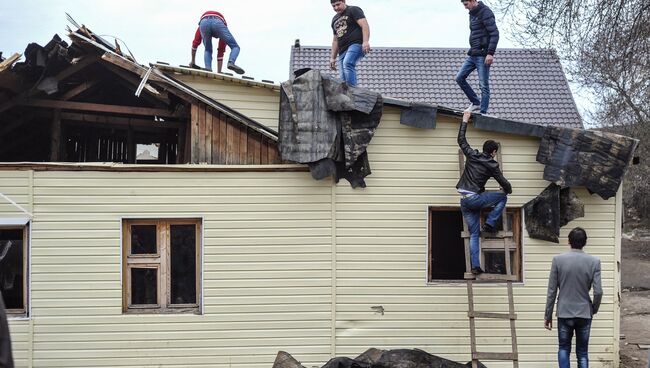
xmin=273 ymin=349 xmax=487 ymax=368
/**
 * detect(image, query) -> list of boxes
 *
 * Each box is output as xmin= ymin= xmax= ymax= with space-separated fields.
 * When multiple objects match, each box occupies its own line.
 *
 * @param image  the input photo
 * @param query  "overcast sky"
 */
xmin=0 ymin=0 xmax=521 ymax=82
xmin=0 ymin=1 xmax=594 ymax=120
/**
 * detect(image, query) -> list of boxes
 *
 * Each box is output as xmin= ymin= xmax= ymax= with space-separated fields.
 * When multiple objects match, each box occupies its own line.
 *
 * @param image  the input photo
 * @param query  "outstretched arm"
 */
xmin=458 ymin=111 xmax=474 ymax=156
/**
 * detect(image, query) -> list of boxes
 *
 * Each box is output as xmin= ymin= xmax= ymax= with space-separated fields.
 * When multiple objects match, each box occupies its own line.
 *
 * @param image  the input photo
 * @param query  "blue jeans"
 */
xmin=199 ymin=16 xmax=240 ymax=71
xmin=558 ymin=318 xmax=592 ymax=368
xmin=456 ymin=56 xmax=491 ymax=113
xmin=460 ymin=192 xmax=507 ymax=268
xmin=338 ymin=43 xmax=364 ymax=86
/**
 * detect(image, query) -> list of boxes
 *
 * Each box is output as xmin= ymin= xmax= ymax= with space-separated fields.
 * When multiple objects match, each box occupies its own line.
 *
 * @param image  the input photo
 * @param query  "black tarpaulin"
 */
xmin=537 ymin=127 xmax=639 ymax=200
xmin=523 ymin=183 xmax=585 ymax=243
xmin=279 ymin=70 xmax=382 ymax=188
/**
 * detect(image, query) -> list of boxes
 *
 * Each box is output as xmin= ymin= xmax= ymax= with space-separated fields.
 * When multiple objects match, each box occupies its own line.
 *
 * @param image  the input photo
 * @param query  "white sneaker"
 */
xmin=464 ymin=104 xmax=481 ymax=113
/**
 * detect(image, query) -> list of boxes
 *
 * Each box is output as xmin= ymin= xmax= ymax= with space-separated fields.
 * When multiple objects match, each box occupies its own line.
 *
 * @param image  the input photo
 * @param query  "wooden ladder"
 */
xmin=459 ymin=148 xmax=519 ymax=368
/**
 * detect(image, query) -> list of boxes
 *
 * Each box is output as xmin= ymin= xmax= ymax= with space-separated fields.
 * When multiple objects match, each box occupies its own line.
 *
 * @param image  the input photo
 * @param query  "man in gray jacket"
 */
xmin=544 ymin=227 xmax=602 ymax=368
xmin=0 ymin=293 xmax=14 ymax=368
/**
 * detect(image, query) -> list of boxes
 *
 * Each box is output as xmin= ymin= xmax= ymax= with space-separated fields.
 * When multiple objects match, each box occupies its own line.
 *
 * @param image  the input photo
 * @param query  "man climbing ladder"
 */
xmin=456 ymin=111 xmax=512 ymax=275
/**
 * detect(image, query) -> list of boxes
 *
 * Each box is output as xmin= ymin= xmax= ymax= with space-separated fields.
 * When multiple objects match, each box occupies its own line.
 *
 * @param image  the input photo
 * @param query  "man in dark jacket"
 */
xmin=0 ymin=293 xmax=14 ymax=368
xmin=456 ymin=0 xmax=499 ymax=114
xmin=456 ymin=111 xmax=512 ymax=274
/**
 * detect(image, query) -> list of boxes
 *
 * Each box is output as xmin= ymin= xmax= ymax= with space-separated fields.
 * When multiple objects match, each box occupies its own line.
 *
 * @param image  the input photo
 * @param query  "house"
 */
xmin=0 ymin=29 xmax=634 ymax=368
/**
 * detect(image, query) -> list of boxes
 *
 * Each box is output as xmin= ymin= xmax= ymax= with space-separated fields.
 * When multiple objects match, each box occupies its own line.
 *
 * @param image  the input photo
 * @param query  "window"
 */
xmin=428 ymin=207 xmax=522 ymax=282
xmin=122 ymin=219 xmax=201 ymax=313
xmin=0 ymin=223 xmax=29 ymax=316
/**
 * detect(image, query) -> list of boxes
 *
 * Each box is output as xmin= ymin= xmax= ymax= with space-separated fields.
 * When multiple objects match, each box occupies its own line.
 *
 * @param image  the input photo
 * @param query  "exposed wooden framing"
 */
xmin=19 ymin=99 xmax=186 ymax=118
xmin=59 ymin=79 xmax=101 ymax=101
xmin=101 ymin=52 xmax=167 ymax=83
xmin=0 ymin=53 xmax=21 ymax=73
xmin=190 ymin=104 xmax=199 ymax=163
xmin=100 ymin=62 xmax=170 ymax=105
xmin=50 ymin=109 xmax=61 ymax=161
xmin=0 ymin=162 xmax=308 ymax=172
xmin=60 ymin=112 xmax=185 ymax=129
xmin=205 ymin=107 xmax=213 ymax=164
xmin=198 ymin=104 xmax=206 ymax=163
xmin=0 ymin=55 xmax=97 ymax=113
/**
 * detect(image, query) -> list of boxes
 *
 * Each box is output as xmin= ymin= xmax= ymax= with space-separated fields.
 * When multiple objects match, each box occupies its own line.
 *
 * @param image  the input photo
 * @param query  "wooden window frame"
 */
xmin=427 ymin=207 xmax=522 ymax=283
xmin=122 ymin=219 xmax=202 ymax=314
xmin=0 ymin=223 xmax=29 ymax=317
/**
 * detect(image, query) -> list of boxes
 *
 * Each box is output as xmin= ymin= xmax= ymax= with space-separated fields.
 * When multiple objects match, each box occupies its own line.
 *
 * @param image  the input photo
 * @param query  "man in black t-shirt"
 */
xmin=329 ymin=0 xmax=370 ymax=86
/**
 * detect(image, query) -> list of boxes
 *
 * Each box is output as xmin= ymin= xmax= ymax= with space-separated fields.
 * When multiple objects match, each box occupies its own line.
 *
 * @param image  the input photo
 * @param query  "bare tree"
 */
xmin=494 ymin=0 xmax=650 ymax=226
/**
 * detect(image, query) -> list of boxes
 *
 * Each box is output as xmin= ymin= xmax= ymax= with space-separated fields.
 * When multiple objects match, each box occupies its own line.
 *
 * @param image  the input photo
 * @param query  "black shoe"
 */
xmin=471 ymin=267 xmax=484 ymax=275
xmin=227 ymin=62 xmax=245 ymax=75
xmin=481 ymin=223 xmax=496 ymax=235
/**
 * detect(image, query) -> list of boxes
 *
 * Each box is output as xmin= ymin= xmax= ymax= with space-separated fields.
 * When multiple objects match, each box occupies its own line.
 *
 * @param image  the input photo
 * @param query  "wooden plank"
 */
xmin=219 ymin=114 xmax=228 ymax=165
xmin=226 ymin=119 xmax=237 ymax=164
xmin=473 ymin=352 xmax=517 ymax=361
xmin=51 ymin=108 xmax=61 ymax=160
xmin=59 ymin=112 xmax=185 ymax=129
xmin=211 ymin=111 xmax=221 ymax=164
xmin=0 ymin=56 xmax=97 ymax=113
xmin=19 ymin=99 xmax=185 ymax=118
xmin=0 ymin=53 xmax=21 ymax=73
xmin=205 ymin=107 xmax=213 ymax=164
xmin=198 ymin=104 xmax=206 ymax=163
xmin=468 ymin=312 xmax=517 ymax=320
xmin=261 ymin=137 xmax=269 ymax=164
xmin=238 ymin=125 xmax=248 ymax=164
xmin=60 ymin=79 xmax=100 ymax=101
xmin=267 ymin=142 xmax=280 ymax=164
xmin=467 ymin=280 xmax=478 ymax=368
xmin=190 ymin=104 xmax=199 ymax=164
xmin=475 ymin=273 xmax=518 ymax=281
xmin=508 ymin=281 xmax=519 ymax=368
xmin=247 ymin=132 xmax=258 ymax=165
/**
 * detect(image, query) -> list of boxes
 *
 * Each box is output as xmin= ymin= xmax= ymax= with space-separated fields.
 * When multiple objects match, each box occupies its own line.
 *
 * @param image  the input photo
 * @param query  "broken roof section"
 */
xmin=290 ymin=45 xmax=583 ymax=129
xmin=0 ymin=21 xmax=281 ymax=165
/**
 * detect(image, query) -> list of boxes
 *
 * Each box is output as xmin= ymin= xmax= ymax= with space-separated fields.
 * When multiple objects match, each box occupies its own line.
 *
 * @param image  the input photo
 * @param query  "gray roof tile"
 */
xmin=290 ymin=46 xmax=583 ymax=128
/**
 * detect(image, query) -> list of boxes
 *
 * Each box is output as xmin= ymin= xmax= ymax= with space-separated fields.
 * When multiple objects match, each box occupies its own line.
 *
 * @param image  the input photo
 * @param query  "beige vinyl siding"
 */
xmin=0 ymin=107 xmax=620 ymax=367
xmin=0 ymin=170 xmax=32 ymax=368
xmin=177 ymin=75 xmax=281 ymax=131
xmin=333 ymin=108 xmax=619 ymax=367
xmin=26 ymin=171 xmax=332 ymax=367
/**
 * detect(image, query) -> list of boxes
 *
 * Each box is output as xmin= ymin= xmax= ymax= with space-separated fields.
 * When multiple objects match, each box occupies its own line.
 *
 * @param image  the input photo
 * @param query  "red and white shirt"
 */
xmin=191 ymin=11 xmax=228 ymax=60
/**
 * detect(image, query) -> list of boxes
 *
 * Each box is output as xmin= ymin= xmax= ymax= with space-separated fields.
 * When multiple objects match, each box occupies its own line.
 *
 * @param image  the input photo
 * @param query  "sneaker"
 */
xmin=464 ymin=104 xmax=480 ymax=113
xmin=471 ymin=267 xmax=484 ymax=275
xmin=481 ymin=223 xmax=496 ymax=235
xmin=227 ymin=62 xmax=245 ymax=75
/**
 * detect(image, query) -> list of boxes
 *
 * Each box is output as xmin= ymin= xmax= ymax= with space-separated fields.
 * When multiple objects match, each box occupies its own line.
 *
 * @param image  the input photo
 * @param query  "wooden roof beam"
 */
xmin=18 ymin=99 xmax=187 ymax=118
xmin=0 ymin=55 xmax=98 ymax=114
xmin=59 ymin=79 xmax=101 ymax=101
xmin=60 ymin=112 xmax=186 ymax=129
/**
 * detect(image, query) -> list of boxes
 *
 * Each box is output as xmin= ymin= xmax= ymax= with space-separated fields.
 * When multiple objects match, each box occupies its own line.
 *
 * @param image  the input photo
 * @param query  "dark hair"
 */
xmin=331 ymin=0 xmax=344 ymax=3
xmin=482 ymin=140 xmax=499 ymax=154
xmin=568 ymin=227 xmax=587 ymax=249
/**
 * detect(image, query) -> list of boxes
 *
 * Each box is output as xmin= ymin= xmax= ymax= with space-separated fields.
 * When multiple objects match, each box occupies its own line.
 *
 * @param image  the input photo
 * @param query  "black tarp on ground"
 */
xmin=523 ymin=183 xmax=585 ymax=243
xmin=279 ymin=69 xmax=382 ymax=188
xmin=537 ymin=127 xmax=639 ymax=200
xmin=272 ymin=349 xmax=486 ymax=368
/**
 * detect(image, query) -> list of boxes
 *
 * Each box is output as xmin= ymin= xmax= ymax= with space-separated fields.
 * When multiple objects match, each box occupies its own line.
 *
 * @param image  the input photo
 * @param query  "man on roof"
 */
xmin=456 ymin=0 xmax=499 ymax=114
xmin=190 ymin=10 xmax=245 ymax=75
xmin=456 ymin=111 xmax=512 ymax=275
xmin=329 ymin=0 xmax=371 ymax=86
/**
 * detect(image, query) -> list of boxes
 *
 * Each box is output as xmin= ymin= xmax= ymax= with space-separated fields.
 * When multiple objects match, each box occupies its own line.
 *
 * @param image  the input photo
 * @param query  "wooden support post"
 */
xmin=50 ymin=109 xmax=61 ymax=161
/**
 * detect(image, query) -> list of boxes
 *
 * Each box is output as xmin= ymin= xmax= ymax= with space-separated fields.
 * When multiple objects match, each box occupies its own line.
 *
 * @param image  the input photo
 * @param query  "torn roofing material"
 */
xmin=523 ymin=184 xmax=585 ymax=243
xmin=537 ymin=127 xmax=639 ymax=199
xmin=151 ymin=63 xmax=281 ymax=91
xmin=290 ymin=46 xmax=583 ymax=128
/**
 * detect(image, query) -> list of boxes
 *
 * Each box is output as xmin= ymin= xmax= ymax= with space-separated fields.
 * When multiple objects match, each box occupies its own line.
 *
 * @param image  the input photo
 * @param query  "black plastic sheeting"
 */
xmin=523 ymin=183 xmax=585 ymax=243
xmin=273 ymin=349 xmax=485 ymax=368
xmin=279 ymin=69 xmax=382 ymax=188
xmin=537 ymin=127 xmax=639 ymax=200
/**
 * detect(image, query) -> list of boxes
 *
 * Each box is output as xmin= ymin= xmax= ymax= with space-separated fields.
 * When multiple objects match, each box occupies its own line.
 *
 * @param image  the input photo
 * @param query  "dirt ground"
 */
xmin=620 ymin=236 xmax=650 ymax=367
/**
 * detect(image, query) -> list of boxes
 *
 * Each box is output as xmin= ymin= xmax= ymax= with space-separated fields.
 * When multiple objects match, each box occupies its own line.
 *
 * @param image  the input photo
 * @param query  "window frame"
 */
xmin=122 ymin=218 xmax=202 ymax=314
xmin=427 ymin=207 xmax=523 ymax=283
xmin=0 ymin=221 xmax=30 ymax=317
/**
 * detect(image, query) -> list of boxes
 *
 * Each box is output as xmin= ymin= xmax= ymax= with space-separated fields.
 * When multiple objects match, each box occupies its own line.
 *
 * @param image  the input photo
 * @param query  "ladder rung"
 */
xmin=480 ymin=239 xmax=517 ymax=249
xmin=469 ymin=311 xmax=517 ymax=320
xmin=476 ymin=273 xmax=518 ymax=281
xmin=460 ymin=231 xmax=513 ymax=238
xmin=474 ymin=352 xmax=517 ymax=361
